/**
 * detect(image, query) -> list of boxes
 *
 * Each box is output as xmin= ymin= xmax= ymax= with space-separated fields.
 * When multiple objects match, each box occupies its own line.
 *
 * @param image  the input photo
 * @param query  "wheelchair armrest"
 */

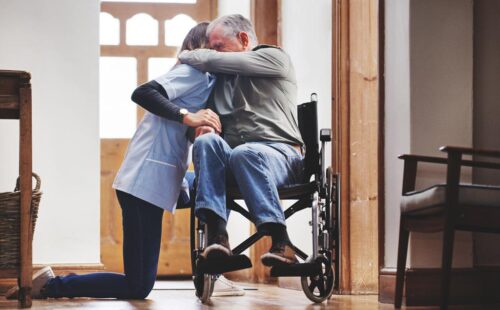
xmin=320 ymin=128 xmax=332 ymax=142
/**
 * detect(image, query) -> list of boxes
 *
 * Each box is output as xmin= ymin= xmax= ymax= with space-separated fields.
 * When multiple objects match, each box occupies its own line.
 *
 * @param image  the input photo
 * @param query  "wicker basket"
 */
xmin=0 ymin=173 xmax=42 ymax=269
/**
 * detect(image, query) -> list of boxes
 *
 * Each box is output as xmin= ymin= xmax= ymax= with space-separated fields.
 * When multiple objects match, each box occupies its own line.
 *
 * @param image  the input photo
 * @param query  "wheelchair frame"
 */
xmin=188 ymin=94 xmax=340 ymax=303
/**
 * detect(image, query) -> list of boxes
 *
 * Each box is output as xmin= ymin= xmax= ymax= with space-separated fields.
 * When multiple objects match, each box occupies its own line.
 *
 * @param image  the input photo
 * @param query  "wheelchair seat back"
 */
xmin=298 ymin=99 xmax=319 ymax=183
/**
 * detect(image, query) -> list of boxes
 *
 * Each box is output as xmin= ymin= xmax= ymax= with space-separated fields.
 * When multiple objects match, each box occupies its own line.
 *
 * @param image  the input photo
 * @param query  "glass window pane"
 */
xmin=148 ymin=58 xmax=177 ymax=80
xmin=165 ymin=14 xmax=197 ymax=47
xmin=126 ymin=13 xmax=158 ymax=46
xmin=100 ymin=57 xmax=137 ymax=138
xmin=104 ymin=0 xmax=196 ymax=3
xmin=100 ymin=12 xmax=120 ymax=45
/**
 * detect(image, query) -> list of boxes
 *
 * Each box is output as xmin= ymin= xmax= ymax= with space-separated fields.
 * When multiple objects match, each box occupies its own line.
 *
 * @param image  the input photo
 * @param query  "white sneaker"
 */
xmin=32 ymin=266 xmax=55 ymax=298
xmin=212 ymin=275 xmax=245 ymax=297
xmin=6 ymin=266 xmax=55 ymax=300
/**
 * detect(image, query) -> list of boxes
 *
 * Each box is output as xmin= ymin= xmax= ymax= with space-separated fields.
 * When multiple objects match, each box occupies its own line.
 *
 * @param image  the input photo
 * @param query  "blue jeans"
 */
xmin=193 ymin=133 xmax=304 ymax=227
xmin=43 ymin=190 xmax=164 ymax=299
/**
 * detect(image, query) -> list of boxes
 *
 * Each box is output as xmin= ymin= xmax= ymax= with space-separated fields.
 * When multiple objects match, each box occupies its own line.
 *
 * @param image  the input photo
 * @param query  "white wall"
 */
xmin=384 ymin=0 xmax=411 ymax=269
xmin=384 ymin=0 xmax=474 ymax=268
xmin=281 ymin=0 xmax=332 ymax=258
xmin=409 ymin=0 xmax=474 ymax=268
xmin=0 ymin=0 xmax=100 ymax=264
xmin=218 ymin=0 xmax=250 ymax=18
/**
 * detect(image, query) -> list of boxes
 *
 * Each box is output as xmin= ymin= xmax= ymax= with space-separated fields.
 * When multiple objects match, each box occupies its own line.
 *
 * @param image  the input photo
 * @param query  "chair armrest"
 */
xmin=440 ymin=146 xmax=500 ymax=170
xmin=399 ymin=152 xmax=500 ymax=170
xmin=398 ymin=154 xmax=447 ymax=164
xmin=440 ymin=145 xmax=500 ymax=159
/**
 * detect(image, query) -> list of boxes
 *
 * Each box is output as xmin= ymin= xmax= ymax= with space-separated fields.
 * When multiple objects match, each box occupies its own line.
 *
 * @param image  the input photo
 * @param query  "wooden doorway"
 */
xmin=99 ymin=0 xmax=217 ymax=277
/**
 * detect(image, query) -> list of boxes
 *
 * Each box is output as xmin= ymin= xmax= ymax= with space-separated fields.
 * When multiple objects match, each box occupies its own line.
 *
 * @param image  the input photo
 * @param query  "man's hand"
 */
xmin=182 ymin=109 xmax=221 ymax=133
xmin=195 ymin=125 xmax=218 ymax=139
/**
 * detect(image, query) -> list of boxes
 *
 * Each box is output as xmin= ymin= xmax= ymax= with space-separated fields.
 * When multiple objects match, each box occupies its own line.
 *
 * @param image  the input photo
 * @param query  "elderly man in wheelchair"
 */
xmin=178 ymin=14 xmax=338 ymax=303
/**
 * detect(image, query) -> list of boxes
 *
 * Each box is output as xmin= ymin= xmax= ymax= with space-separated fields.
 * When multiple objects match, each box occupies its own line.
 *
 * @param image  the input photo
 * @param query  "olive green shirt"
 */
xmin=179 ymin=45 xmax=304 ymax=148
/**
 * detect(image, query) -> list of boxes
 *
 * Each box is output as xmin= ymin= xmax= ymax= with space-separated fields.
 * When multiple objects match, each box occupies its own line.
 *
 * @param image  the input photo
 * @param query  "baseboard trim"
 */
xmin=379 ymin=266 xmax=500 ymax=306
xmin=0 ymin=263 xmax=105 ymax=295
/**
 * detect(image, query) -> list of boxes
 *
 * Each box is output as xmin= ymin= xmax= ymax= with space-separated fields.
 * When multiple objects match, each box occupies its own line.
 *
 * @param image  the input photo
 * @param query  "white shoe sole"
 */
xmin=260 ymin=253 xmax=297 ymax=266
xmin=202 ymin=244 xmax=232 ymax=259
xmin=212 ymin=276 xmax=245 ymax=297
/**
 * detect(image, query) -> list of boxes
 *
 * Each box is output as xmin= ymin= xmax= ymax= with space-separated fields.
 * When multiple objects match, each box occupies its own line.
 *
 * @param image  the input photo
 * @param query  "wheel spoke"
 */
xmin=318 ymin=276 xmax=326 ymax=296
xmin=308 ymin=279 xmax=317 ymax=293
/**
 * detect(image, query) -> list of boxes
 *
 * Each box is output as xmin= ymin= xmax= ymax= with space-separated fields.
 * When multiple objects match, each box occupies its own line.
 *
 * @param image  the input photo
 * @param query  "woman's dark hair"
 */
xmin=180 ymin=22 xmax=209 ymax=53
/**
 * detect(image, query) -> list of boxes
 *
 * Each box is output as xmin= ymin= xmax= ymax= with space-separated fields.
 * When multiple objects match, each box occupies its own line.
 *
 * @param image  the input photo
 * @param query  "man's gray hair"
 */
xmin=207 ymin=14 xmax=258 ymax=47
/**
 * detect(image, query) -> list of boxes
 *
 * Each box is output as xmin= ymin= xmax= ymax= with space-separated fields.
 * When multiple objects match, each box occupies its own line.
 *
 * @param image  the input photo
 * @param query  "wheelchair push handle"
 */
xmin=320 ymin=128 xmax=331 ymax=142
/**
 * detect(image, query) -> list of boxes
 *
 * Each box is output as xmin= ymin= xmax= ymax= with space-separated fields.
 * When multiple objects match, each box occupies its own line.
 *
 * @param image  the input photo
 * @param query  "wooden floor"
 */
xmin=0 ymin=281 xmax=498 ymax=309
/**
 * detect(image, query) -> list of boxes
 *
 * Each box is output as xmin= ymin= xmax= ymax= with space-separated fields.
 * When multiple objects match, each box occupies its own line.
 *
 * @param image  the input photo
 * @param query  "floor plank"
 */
xmin=1 ymin=281 xmax=498 ymax=309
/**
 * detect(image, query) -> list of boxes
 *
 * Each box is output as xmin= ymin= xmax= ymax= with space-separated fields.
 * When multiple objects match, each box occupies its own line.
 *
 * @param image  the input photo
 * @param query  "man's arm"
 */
xmin=178 ymin=47 xmax=290 ymax=78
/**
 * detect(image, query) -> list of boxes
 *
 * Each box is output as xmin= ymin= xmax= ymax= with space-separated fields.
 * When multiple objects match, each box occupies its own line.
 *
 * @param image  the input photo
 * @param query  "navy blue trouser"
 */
xmin=44 ymin=190 xmax=164 ymax=299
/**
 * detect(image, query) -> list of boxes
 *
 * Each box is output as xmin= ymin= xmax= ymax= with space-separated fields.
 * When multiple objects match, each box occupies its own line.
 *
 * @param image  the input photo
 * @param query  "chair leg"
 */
xmin=395 ymin=218 xmax=410 ymax=308
xmin=440 ymin=226 xmax=455 ymax=310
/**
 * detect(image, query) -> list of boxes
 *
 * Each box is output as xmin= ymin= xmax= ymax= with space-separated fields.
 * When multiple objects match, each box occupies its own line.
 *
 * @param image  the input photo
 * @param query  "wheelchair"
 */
xmin=184 ymin=94 xmax=340 ymax=304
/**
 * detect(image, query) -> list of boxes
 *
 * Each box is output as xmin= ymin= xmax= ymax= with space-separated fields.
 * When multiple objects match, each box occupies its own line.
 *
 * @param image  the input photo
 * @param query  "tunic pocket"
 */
xmin=136 ymin=155 xmax=184 ymax=210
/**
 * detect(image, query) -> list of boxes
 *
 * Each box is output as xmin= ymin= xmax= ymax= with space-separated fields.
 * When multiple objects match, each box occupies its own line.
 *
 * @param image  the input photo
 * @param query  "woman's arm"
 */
xmin=131 ymin=80 xmax=184 ymax=122
xmin=131 ymin=80 xmax=221 ymax=132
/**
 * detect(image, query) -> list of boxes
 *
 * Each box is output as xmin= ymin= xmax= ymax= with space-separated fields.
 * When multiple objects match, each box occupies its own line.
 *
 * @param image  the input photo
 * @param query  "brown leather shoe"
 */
xmin=260 ymin=242 xmax=299 ymax=266
xmin=202 ymin=234 xmax=232 ymax=260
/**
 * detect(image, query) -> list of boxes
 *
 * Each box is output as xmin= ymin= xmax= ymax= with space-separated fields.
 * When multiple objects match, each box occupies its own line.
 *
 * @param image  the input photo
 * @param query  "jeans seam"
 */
xmin=255 ymin=151 xmax=282 ymax=222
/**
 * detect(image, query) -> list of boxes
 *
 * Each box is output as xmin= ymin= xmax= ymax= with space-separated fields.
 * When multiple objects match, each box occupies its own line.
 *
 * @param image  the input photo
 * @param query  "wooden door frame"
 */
xmin=332 ymin=0 xmax=381 ymax=294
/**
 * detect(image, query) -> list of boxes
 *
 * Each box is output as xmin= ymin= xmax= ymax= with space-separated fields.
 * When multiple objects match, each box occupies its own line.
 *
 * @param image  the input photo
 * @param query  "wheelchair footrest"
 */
xmin=270 ymin=262 xmax=322 ymax=277
xmin=197 ymin=254 xmax=252 ymax=275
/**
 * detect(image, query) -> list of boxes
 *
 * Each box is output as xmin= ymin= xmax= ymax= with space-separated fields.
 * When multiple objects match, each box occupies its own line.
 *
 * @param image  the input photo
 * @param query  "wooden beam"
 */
xmin=333 ymin=0 xmax=352 ymax=294
xmin=333 ymin=0 xmax=380 ymax=294
xmin=251 ymin=0 xmax=280 ymax=46
xmin=347 ymin=0 xmax=379 ymax=294
xmin=249 ymin=0 xmax=280 ymax=284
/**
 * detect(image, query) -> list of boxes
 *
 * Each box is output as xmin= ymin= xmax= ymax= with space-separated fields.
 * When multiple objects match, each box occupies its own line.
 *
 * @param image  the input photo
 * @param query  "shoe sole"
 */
xmin=212 ymin=290 xmax=245 ymax=297
xmin=260 ymin=253 xmax=297 ymax=267
xmin=203 ymin=244 xmax=232 ymax=260
xmin=33 ymin=266 xmax=53 ymax=279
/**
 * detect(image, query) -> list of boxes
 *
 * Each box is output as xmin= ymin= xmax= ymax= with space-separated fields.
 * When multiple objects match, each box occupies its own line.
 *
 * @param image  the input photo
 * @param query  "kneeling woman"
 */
xmin=8 ymin=22 xmax=220 ymax=300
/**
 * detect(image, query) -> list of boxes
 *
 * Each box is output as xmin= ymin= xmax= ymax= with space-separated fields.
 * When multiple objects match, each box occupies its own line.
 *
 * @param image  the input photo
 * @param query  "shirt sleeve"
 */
xmin=154 ymin=64 xmax=205 ymax=101
xmin=178 ymin=47 xmax=290 ymax=78
xmin=131 ymin=80 xmax=183 ymax=122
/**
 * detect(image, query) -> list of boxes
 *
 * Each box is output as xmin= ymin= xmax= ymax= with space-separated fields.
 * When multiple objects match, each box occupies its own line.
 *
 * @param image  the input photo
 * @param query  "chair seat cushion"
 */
xmin=227 ymin=181 xmax=317 ymax=200
xmin=401 ymin=184 xmax=500 ymax=215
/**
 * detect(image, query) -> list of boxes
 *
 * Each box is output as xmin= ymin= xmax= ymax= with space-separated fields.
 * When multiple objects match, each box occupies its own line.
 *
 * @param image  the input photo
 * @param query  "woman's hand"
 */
xmin=182 ymin=109 xmax=221 ymax=133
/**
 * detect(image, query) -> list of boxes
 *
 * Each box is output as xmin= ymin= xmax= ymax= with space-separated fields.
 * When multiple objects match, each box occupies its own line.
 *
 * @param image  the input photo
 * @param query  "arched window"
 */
xmin=126 ymin=13 xmax=158 ymax=46
xmin=165 ymin=14 xmax=197 ymax=47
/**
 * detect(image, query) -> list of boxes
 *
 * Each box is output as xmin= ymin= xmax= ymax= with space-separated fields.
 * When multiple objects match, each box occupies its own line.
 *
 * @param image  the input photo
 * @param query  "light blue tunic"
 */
xmin=113 ymin=64 xmax=215 ymax=212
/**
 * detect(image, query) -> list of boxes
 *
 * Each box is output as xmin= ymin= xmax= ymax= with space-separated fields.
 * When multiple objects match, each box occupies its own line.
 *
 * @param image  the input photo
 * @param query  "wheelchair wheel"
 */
xmin=191 ymin=204 xmax=215 ymax=303
xmin=194 ymin=273 xmax=215 ymax=303
xmin=300 ymin=256 xmax=335 ymax=303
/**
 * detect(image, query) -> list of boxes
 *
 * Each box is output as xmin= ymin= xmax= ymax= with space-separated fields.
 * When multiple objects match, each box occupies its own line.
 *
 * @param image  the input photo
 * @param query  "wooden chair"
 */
xmin=394 ymin=146 xmax=500 ymax=309
xmin=0 ymin=70 xmax=33 ymax=308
